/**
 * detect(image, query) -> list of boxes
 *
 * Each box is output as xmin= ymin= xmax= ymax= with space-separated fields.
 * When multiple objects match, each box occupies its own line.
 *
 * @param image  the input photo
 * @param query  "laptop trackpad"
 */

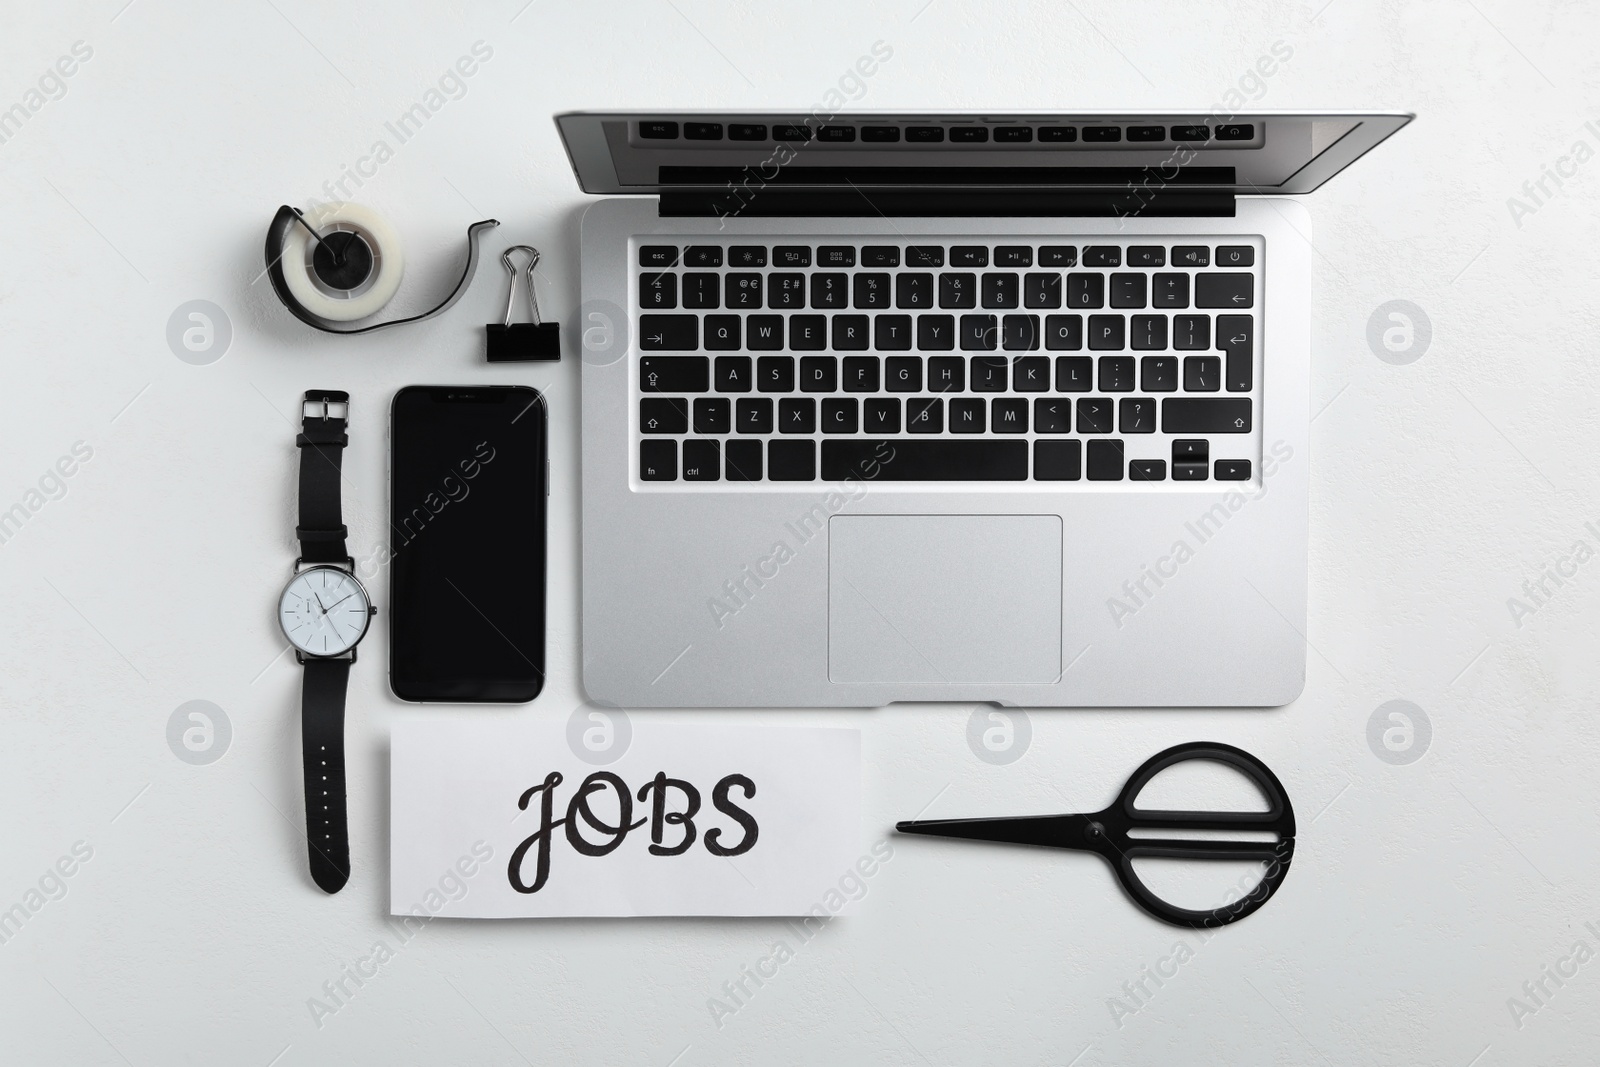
xmin=828 ymin=515 xmax=1063 ymax=685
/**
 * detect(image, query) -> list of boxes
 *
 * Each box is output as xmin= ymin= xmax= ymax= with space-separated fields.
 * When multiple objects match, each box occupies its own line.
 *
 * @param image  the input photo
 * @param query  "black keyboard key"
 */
xmin=1012 ymin=355 xmax=1049 ymax=391
xmin=640 ymin=397 xmax=689 ymax=434
xmin=640 ymin=439 xmax=676 ymax=480
xmin=639 ymin=245 xmax=678 ymax=267
xmin=757 ymin=356 xmax=794 ymax=392
xmin=1130 ymin=459 xmax=1166 ymax=482
xmin=832 ymin=315 xmax=870 ymax=350
xmin=790 ymin=315 xmax=827 ymax=350
xmin=1098 ymin=356 xmax=1135 ymax=392
xmin=824 ymin=439 xmax=1027 ymax=481
xmin=1127 ymin=246 xmax=1165 ymax=266
xmin=864 ymin=398 xmax=901 ymax=433
xmin=907 ymin=398 xmax=944 ymax=433
xmin=961 ymin=315 xmax=999 ymax=351
xmin=1215 ymin=459 xmax=1252 ymax=480
xmin=1003 ymin=315 xmax=1041 ymax=352
xmin=683 ymin=272 xmax=720 ymax=308
xmin=1172 ymin=245 xmax=1209 ymax=267
xmin=704 ymin=315 xmax=741 ymax=350
xmin=818 ymin=245 xmax=856 ymax=267
xmin=1038 ymin=126 xmax=1078 ymax=143
xmin=843 ymin=357 xmax=880 ymax=392
xmin=875 ymin=315 xmax=913 ymax=350
xmin=715 ymin=355 xmax=752 ymax=392
xmin=640 ymin=121 xmax=678 ymax=140
xmin=728 ymin=245 xmax=767 ymax=267
xmin=970 ymin=355 xmax=1008 ymax=391
xmin=918 ymin=315 xmax=956 ymax=350
xmin=1034 ymin=398 xmax=1070 ymax=433
xmin=1045 ymin=315 xmax=1084 ymax=351
xmin=769 ymin=273 xmax=806 ymax=308
xmin=939 ymin=273 xmax=977 ymax=308
xmin=682 ymin=440 xmax=720 ymax=481
xmin=928 ymin=357 xmax=965 ymax=392
xmin=729 ymin=123 xmax=767 ymax=141
xmin=1110 ymin=273 xmax=1146 ymax=309
xmin=1127 ymin=126 xmax=1165 ymax=142
xmin=995 ymin=246 xmax=1033 ymax=266
xmin=818 ymin=125 xmax=856 ymax=142
xmin=982 ymin=273 xmax=1019 ymax=308
xmin=726 ymin=273 xmax=763 ymax=308
xmin=1162 ymin=398 xmax=1252 ymax=433
xmin=1170 ymin=126 xmax=1209 ymax=143
xmin=1173 ymin=314 xmax=1210 ymax=350
xmin=772 ymin=246 xmax=810 ymax=267
xmin=1077 ymin=397 xmax=1113 ymax=433
xmin=1152 ymin=273 xmax=1189 ymax=309
xmin=1055 ymin=356 xmax=1092 ymax=391
xmin=768 ymin=440 xmax=815 ymax=481
xmin=779 ymin=397 xmax=815 ymax=433
xmin=822 ymin=397 xmax=859 ymax=433
xmin=1215 ymin=124 xmax=1254 ymax=141
xmin=1173 ymin=462 xmax=1208 ymax=482
xmin=1131 ymin=316 xmax=1167 ymax=350
xmin=1141 ymin=356 xmax=1177 ymax=392
xmin=639 ymin=355 xmax=709 ymax=392
xmin=862 ymin=246 xmax=900 ymax=267
xmin=949 ymin=398 xmax=985 ymax=434
xmin=1088 ymin=315 xmax=1125 ymax=350
xmin=737 ymin=398 xmax=774 ymax=434
xmin=1067 ymin=273 xmax=1104 ymax=308
xmin=1183 ymin=356 xmax=1221 ymax=392
xmin=1119 ymin=397 xmax=1155 ymax=433
xmin=1024 ymin=273 xmax=1062 ymax=308
xmin=949 ymin=126 xmax=989 ymax=143
xmin=799 ymin=356 xmax=837 ymax=392
xmin=725 ymin=439 xmax=762 ymax=480
xmin=991 ymin=398 xmax=1028 ymax=433
xmin=1083 ymin=126 xmax=1121 ymax=143
xmin=1217 ymin=315 xmax=1254 ymax=392
xmin=694 ymin=397 xmax=731 ymax=434
xmin=1087 ymin=439 xmax=1124 ymax=481
xmin=685 ymin=122 xmax=722 ymax=140
xmin=951 ymin=246 xmax=990 ymax=267
xmin=684 ymin=246 xmax=723 ymax=267
xmin=639 ymin=315 xmax=697 ymax=350
xmin=1216 ymin=245 xmax=1254 ymax=266
xmin=1172 ymin=439 xmax=1208 ymax=481
xmin=640 ymin=272 xmax=677 ymax=308
xmin=747 ymin=315 xmax=784 ymax=350
xmin=811 ymin=273 xmax=848 ymax=308
xmin=906 ymin=245 xmax=945 ymax=267
xmin=1039 ymin=245 xmax=1078 ymax=267
xmin=1083 ymin=246 xmax=1121 ymax=267
xmin=1033 ymin=439 xmax=1081 ymax=480
xmin=854 ymin=273 xmax=891 ymax=309
xmin=773 ymin=125 xmax=812 ymax=141
xmin=905 ymin=126 xmax=946 ymax=143
xmin=861 ymin=125 xmax=900 ymax=142
xmin=1196 ymin=273 xmax=1253 ymax=309
xmin=897 ymin=273 xmax=934 ymax=309
xmin=886 ymin=357 xmax=922 ymax=392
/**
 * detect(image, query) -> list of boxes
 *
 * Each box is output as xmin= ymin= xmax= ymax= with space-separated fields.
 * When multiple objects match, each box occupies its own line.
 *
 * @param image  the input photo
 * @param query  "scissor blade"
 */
xmin=895 ymin=813 xmax=1093 ymax=850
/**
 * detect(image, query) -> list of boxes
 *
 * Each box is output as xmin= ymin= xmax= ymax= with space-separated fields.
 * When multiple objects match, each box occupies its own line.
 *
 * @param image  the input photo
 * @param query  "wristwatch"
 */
xmin=277 ymin=390 xmax=374 ymax=894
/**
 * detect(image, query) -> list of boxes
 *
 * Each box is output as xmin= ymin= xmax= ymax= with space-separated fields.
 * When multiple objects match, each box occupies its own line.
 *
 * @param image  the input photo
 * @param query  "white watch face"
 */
xmin=279 ymin=567 xmax=372 ymax=656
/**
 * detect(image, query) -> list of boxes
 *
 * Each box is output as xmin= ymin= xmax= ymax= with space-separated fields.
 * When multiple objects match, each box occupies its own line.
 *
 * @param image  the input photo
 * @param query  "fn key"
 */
xmin=640 ymin=440 xmax=676 ymax=481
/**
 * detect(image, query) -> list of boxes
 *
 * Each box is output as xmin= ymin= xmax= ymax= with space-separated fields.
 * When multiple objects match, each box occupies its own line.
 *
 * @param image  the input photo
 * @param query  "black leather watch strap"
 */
xmin=297 ymin=390 xmax=350 ymax=564
xmin=302 ymin=656 xmax=351 ymax=894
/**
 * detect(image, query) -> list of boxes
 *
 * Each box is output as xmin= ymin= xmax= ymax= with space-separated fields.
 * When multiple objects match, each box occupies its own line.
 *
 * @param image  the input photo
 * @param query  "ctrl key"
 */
xmin=640 ymin=440 xmax=676 ymax=481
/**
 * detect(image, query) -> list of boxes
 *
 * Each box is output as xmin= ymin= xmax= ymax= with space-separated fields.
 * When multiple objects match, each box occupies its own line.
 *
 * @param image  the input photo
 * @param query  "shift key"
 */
xmin=1162 ymin=398 xmax=1252 ymax=433
xmin=639 ymin=314 xmax=699 ymax=350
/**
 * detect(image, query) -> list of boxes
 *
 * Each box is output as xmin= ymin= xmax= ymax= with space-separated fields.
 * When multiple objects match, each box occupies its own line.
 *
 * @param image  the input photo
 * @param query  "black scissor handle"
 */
xmin=1093 ymin=742 xmax=1296 ymax=928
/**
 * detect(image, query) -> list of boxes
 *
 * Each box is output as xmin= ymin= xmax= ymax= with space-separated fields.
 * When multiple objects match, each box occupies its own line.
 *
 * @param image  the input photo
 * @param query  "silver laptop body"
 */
xmin=559 ymin=111 xmax=1410 ymax=708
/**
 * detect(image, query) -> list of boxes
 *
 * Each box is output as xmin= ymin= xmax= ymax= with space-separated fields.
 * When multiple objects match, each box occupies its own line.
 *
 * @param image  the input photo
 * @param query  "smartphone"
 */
xmin=389 ymin=385 xmax=546 ymax=702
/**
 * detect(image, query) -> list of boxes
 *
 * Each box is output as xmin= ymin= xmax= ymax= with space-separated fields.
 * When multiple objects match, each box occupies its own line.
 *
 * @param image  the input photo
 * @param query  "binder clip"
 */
xmin=486 ymin=245 xmax=560 ymax=361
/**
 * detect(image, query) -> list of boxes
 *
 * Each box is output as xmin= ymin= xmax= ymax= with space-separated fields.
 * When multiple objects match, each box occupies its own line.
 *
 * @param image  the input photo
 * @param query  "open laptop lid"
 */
xmin=554 ymin=111 xmax=1411 ymax=217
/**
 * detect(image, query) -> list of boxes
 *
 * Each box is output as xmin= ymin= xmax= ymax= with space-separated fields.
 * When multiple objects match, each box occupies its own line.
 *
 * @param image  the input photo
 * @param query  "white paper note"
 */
xmin=390 ymin=719 xmax=862 ymax=918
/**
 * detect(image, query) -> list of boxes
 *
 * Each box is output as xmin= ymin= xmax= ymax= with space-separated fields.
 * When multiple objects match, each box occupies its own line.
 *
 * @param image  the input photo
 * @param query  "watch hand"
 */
xmin=314 ymin=593 xmax=329 ymax=614
xmin=324 ymin=592 xmax=356 ymax=612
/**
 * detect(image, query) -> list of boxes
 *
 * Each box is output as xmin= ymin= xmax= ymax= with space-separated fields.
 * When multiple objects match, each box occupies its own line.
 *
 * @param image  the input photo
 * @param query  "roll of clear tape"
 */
xmin=279 ymin=202 xmax=405 ymax=322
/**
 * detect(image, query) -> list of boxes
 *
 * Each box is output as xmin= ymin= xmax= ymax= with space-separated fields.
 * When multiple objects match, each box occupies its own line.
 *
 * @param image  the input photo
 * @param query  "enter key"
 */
xmin=1217 ymin=314 xmax=1253 ymax=392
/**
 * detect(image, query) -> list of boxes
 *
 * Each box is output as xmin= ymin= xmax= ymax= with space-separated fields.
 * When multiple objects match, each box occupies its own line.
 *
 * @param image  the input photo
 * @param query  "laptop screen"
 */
xmin=555 ymin=112 xmax=1410 ymax=197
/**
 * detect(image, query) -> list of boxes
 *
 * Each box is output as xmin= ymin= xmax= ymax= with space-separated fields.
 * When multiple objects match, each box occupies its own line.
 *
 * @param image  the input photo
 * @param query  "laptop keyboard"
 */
xmin=633 ymin=237 xmax=1260 ymax=487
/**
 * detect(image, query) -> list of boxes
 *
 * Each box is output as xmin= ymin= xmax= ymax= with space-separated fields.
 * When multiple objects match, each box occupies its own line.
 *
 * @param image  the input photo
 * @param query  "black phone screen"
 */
xmin=389 ymin=386 xmax=545 ymax=702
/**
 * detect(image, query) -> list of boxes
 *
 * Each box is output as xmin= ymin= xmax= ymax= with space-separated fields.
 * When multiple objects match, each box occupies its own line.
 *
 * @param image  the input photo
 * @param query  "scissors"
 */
xmin=895 ymin=742 xmax=1295 ymax=928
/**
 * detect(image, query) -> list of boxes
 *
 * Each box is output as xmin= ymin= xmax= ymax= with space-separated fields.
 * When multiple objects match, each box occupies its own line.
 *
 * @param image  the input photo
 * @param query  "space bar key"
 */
xmin=821 ymin=440 xmax=1028 ymax=481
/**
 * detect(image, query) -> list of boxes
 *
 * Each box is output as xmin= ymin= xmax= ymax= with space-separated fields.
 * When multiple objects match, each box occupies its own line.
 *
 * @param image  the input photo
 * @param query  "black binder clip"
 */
xmin=486 ymin=245 xmax=560 ymax=361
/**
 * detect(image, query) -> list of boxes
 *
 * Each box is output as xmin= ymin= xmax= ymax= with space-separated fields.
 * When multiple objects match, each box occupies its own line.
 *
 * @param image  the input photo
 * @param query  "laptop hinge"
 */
xmin=658 ymin=187 xmax=1236 ymax=219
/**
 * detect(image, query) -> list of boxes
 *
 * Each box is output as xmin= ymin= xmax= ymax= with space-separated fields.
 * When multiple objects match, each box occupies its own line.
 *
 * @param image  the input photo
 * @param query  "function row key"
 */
xmin=647 ymin=243 xmax=1250 ymax=271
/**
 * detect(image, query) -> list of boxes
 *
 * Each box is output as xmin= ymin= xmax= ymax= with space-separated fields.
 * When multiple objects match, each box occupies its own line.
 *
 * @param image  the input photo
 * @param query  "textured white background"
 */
xmin=0 ymin=1 xmax=1593 ymax=1063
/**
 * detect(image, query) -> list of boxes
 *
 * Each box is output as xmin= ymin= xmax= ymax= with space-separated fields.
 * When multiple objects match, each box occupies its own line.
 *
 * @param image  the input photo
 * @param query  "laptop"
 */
xmin=557 ymin=111 xmax=1410 ymax=708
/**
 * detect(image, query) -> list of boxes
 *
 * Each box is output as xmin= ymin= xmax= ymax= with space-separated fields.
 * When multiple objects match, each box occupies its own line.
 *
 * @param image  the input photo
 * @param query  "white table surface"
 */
xmin=2 ymin=1 xmax=1594 ymax=1063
